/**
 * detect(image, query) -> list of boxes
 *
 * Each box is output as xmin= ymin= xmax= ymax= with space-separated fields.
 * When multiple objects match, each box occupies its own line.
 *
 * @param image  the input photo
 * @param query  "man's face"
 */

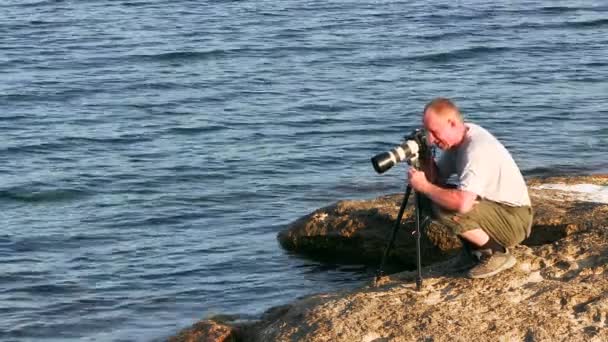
xmin=423 ymin=110 xmax=459 ymax=150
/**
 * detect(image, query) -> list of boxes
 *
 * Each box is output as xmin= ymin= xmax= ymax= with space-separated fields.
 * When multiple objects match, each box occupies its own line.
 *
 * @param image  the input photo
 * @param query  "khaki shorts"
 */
xmin=433 ymin=199 xmax=533 ymax=248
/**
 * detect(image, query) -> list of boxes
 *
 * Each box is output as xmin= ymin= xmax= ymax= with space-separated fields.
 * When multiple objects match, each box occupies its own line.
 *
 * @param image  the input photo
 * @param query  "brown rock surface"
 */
xmin=171 ymin=175 xmax=608 ymax=341
xmin=168 ymin=317 xmax=239 ymax=342
xmin=277 ymin=194 xmax=462 ymax=268
xmin=277 ymin=174 xmax=608 ymax=267
xmin=253 ymin=230 xmax=608 ymax=341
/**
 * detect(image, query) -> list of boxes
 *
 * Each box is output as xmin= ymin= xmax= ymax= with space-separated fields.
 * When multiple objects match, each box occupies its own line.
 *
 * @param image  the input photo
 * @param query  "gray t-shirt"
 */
xmin=437 ymin=123 xmax=531 ymax=207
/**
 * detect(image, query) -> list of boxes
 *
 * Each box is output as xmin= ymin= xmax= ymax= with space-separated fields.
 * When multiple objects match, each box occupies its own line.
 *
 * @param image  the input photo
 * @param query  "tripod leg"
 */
xmin=415 ymin=192 xmax=423 ymax=290
xmin=375 ymin=185 xmax=412 ymax=280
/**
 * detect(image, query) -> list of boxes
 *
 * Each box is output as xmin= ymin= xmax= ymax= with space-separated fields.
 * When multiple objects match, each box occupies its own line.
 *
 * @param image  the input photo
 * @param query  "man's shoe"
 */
xmin=446 ymin=247 xmax=478 ymax=271
xmin=467 ymin=249 xmax=516 ymax=279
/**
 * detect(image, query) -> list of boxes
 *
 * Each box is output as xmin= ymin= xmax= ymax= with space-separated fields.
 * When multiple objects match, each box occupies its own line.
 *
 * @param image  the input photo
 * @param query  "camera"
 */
xmin=371 ymin=129 xmax=428 ymax=174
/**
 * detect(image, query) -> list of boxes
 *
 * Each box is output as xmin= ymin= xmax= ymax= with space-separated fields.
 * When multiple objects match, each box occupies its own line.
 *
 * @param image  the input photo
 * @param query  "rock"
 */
xmin=168 ymin=319 xmax=238 ymax=342
xmin=173 ymin=175 xmax=608 ymax=341
xmin=277 ymin=175 xmax=608 ymax=268
xmin=277 ymin=194 xmax=462 ymax=268
xmin=252 ymin=200 xmax=608 ymax=341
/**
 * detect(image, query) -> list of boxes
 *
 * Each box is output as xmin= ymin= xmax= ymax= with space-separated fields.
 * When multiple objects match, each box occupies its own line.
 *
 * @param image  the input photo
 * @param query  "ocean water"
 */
xmin=1 ymin=0 xmax=607 ymax=340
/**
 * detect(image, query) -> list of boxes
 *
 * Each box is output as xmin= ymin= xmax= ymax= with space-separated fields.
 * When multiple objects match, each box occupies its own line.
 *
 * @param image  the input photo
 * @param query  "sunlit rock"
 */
xmin=171 ymin=175 xmax=608 ymax=341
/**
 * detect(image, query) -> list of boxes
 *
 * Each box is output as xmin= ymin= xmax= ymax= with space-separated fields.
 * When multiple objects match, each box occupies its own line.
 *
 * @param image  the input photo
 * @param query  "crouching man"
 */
xmin=408 ymin=98 xmax=533 ymax=279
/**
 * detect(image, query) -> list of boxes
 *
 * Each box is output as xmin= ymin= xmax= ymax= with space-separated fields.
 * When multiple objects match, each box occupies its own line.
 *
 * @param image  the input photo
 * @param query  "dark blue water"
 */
xmin=1 ymin=0 xmax=607 ymax=340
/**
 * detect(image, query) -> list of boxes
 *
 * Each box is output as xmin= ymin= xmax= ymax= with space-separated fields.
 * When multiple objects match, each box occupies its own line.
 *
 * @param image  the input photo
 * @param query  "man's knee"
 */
xmin=431 ymin=203 xmax=472 ymax=236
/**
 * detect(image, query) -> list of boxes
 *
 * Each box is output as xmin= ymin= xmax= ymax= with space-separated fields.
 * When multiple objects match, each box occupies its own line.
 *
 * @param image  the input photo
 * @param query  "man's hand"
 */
xmin=408 ymin=168 xmax=430 ymax=193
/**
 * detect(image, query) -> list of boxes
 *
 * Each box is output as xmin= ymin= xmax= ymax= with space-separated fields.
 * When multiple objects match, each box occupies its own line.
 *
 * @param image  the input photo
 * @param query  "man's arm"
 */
xmin=420 ymin=181 xmax=477 ymax=214
xmin=408 ymin=168 xmax=477 ymax=214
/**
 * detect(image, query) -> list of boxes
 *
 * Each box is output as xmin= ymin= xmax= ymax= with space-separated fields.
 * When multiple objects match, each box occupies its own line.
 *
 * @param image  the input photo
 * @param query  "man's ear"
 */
xmin=448 ymin=118 xmax=457 ymax=127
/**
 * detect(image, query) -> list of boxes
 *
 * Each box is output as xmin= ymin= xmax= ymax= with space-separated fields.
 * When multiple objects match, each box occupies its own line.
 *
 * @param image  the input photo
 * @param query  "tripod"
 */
xmin=374 ymin=176 xmax=431 ymax=291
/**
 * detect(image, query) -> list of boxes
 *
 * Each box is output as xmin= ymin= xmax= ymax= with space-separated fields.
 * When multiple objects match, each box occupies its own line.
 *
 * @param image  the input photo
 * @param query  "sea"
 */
xmin=1 ymin=0 xmax=607 ymax=340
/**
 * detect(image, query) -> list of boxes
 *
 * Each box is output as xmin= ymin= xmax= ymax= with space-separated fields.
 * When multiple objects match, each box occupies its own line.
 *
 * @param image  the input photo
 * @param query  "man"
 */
xmin=408 ymin=98 xmax=533 ymax=279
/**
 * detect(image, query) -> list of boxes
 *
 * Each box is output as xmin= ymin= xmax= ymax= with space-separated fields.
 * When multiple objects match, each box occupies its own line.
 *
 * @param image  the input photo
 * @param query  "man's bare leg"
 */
xmin=460 ymin=228 xmax=490 ymax=247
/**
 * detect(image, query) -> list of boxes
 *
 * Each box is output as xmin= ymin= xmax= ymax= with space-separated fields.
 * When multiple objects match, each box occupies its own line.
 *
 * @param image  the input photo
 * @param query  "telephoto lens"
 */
xmin=371 ymin=139 xmax=420 ymax=174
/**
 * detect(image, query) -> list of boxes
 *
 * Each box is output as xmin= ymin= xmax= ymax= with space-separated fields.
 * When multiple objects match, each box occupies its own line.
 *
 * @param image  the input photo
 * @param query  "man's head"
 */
xmin=422 ymin=98 xmax=467 ymax=150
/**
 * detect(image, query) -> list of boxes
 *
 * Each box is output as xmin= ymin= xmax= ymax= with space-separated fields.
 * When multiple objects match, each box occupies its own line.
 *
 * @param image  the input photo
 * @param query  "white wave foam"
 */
xmin=533 ymin=183 xmax=608 ymax=204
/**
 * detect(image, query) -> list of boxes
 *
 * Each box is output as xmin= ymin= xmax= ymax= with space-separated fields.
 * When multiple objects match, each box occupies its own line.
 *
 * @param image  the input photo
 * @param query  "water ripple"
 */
xmin=1 ymin=0 xmax=607 ymax=341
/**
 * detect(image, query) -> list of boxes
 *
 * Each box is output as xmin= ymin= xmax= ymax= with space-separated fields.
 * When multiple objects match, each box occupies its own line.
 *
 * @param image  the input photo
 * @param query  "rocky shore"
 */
xmin=170 ymin=175 xmax=608 ymax=342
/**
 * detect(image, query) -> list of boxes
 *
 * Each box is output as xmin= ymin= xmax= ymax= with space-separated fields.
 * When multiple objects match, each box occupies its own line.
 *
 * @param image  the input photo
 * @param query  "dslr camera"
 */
xmin=371 ymin=129 xmax=429 ymax=174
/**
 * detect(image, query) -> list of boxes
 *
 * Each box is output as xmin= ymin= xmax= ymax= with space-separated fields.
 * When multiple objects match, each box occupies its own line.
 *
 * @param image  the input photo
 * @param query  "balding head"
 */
xmin=423 ymin=97 xmax=463 ymax=122
xmin=422 ymin=98 xmax=467 ymax=150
